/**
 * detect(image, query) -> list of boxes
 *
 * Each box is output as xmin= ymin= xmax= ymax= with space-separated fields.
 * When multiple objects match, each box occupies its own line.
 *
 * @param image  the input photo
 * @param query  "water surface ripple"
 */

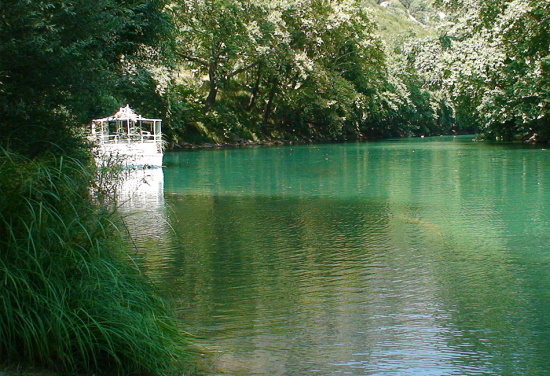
xmin=123 ymin=136 xmax=550 ymax=375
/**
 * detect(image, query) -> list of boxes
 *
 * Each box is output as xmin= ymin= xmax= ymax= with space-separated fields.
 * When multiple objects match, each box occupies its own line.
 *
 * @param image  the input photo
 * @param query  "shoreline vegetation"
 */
xmin=0 ymin=150 xmax=197 ymax=376
xmin=0 ymin=0 xmax=197 ymax=372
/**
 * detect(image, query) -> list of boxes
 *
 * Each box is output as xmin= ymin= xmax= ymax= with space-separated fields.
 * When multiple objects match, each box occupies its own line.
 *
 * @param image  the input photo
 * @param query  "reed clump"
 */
xmin=0 ymin=148 xmax=191 ymax=375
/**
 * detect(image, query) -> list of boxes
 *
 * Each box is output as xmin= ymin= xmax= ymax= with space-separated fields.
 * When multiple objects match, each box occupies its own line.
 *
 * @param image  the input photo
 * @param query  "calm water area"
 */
xmin=121 ymin=136 xmax=550 ymax=375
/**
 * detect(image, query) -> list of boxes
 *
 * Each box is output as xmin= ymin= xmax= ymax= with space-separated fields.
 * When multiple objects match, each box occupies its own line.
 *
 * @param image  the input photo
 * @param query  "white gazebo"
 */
xmin=91 ymin=105 xmax=164 ymax=168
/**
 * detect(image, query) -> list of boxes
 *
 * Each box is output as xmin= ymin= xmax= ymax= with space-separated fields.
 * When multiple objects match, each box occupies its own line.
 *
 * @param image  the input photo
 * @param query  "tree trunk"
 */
xmin=263 ymin=76 xmax=278 ymax=124
xmin=205 ymin=63 xmax=218 ymax=108
xmin=247 ymin=63 xmax=263 ymax=112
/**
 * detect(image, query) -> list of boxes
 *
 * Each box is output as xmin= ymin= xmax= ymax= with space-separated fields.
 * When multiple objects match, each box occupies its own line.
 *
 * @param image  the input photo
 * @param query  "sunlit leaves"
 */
xmin=414 ymin=0 xmax=549 ymax=141
xmin=170 ymin=0 xmax=394 ymax=140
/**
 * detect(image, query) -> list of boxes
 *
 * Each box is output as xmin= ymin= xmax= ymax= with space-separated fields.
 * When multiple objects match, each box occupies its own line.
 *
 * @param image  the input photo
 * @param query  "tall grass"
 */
xmin=0 ymin=148 xmax=192 ymax=375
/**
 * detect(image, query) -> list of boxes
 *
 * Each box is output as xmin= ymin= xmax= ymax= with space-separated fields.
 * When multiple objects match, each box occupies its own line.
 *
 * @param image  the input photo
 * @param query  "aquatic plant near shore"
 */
xmin=0 ymin=148 xmax=191 ymax=375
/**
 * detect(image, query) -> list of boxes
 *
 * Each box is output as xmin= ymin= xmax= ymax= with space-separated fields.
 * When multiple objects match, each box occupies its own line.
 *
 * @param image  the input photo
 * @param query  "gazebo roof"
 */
xmin=93 ymin=105 xmax=161 ymax=122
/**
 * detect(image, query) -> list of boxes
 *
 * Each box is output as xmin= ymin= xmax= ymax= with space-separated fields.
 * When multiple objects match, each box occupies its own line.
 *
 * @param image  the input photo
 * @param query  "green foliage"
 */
xmin=0 ymin=149 xmax=191 ymax=375
xmin=414 ymin=0 xmax=549 ymax=142
xmin=0 ymin=1 xmax=193 ymax=374
xmin=258 ymin=0 xmax=384 ymax=140
xmin=170 ymin=0 xmax=434 ymax=142
xmin=0 ymin=0 xmax=171 ymax=156
xmin=165 ymin=0 xmax=548 ymax=143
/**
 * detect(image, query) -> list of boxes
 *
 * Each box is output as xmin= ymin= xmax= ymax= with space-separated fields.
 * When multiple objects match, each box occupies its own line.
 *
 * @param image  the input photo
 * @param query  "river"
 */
xmin=120 ymin=136 xmax=550 ymax=375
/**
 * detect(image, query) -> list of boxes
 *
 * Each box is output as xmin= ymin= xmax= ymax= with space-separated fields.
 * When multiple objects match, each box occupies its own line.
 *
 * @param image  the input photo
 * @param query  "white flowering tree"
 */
xmin=413 ymin=0 xmax=549 ymax=141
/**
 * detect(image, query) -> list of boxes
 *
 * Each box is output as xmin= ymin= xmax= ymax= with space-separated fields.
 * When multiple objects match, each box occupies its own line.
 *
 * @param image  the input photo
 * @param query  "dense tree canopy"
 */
xmin=170 ymin=0 xmax=367 ymax=142
xmin=0 ymin=0 xmax=170 ymax=156
xmin=412 ymin=0 xmax=549 ymax=141
xmin=1 ymin=0 xmax=548 ymax=152
xmin=165 ymin=0 xmax=452 ymax=144
xmin=165 ymin=0 xmax=545 ymax=145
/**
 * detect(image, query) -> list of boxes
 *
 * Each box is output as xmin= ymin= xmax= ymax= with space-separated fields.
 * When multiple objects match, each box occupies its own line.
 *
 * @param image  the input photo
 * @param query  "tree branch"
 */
xmin=226 ymin=60 xmax=261 ymax=80
xmin=176 ymin=53 xmax=208 ymax=66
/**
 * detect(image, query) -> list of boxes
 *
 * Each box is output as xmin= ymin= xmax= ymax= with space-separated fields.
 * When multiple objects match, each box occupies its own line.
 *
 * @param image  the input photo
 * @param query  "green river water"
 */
xmin=122 ymin=136 xmax=550 ymax=375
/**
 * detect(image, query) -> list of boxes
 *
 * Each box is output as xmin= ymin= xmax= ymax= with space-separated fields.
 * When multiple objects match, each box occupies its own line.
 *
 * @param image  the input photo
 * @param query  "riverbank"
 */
xmin=167 ymin=137 xmax=309 ymax=150
xmin=165 ymin=131 xmax=549 ymax=152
